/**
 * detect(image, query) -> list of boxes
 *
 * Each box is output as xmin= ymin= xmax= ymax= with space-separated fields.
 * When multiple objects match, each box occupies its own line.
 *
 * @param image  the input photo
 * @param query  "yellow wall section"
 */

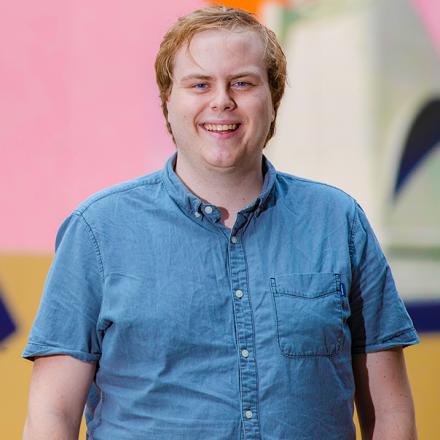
xmin=1 ymin=255 xmax=439 ymax=438
xmin=0 ymin=255 xmax=88 ymax=438
xmin=0 ymin=255 xmax=53 ymax=438
xmin=405 ymin=335 xmax=440 ymax=439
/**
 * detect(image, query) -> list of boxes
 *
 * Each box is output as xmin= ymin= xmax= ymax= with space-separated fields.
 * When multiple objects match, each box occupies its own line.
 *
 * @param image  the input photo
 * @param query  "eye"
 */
xmin=232 ymin=81 xmax=252 ymax=89
xmin=192 ymin=83 xmax=208 ymax=90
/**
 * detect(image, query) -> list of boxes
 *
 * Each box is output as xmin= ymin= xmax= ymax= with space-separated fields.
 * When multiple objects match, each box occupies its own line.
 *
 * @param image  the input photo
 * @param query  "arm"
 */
xmin=353 ymin=347 xmax=417 ymax=440
xmin=23 ymin=355 xmax=96 ymax=440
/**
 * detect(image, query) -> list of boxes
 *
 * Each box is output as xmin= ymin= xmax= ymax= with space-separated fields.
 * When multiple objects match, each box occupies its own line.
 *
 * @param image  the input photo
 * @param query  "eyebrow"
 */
xmin=179 ymin=74 xmax=212 ymax=83
xmin=179 ymin=71 xmax=262 ymax=83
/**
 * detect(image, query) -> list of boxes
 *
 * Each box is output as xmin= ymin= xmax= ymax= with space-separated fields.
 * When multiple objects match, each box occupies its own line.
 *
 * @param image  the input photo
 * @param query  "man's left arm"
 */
xmin=353 ymin=347 xmax=417 ymax=440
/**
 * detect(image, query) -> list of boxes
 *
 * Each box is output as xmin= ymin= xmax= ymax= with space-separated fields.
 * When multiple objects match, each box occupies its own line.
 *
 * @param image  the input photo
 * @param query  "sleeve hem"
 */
xmin=22 ymin=342 xmax=100 ymax=363
xmin=351 ymin=327 xmax=420 ymax=354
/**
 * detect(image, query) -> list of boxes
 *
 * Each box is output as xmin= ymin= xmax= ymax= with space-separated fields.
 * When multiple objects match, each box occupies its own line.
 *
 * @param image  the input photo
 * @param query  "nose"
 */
xmin=210 ymin=86 xmax=236 ymax=111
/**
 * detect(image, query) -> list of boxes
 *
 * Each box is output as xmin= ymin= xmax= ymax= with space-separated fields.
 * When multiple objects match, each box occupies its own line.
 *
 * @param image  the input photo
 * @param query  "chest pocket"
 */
xmin=270 ymin=273 xmax=346 ymax=357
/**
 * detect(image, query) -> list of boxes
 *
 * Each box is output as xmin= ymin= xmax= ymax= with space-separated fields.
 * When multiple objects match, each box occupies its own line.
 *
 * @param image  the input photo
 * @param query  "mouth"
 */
xmin=202 ymin=123 xmax=241 ymax=133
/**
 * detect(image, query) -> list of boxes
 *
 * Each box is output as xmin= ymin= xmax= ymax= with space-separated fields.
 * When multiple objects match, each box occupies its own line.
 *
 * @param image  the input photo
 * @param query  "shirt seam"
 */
xmin=76 ymin=175 xmax=162 ymax=215
xmin=276 ymin=171 xmax=356 ymax=199
xmin=23 ymin=341 xmax=100 ymax=360
xmin=351 ymin=326 xmax=417 ymax=350
xmin=348 ymin=199 xmax=357 ymax=264
xmin=74 ymin=211 xmax=105 ymax=281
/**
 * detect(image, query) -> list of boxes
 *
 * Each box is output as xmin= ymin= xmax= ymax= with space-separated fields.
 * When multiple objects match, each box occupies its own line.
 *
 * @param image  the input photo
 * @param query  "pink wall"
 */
xmin=1 ymin=0 xmax=203 ymax=252
xmin=411 ymin=0 xmax=440 ymax=55
xmin=1 ymin=0 xmax=439 ymax=252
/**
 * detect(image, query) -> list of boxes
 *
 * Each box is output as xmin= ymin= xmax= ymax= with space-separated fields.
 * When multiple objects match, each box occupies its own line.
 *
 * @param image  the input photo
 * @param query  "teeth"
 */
xmin=204 ymin=124 xmax=238 ymax=132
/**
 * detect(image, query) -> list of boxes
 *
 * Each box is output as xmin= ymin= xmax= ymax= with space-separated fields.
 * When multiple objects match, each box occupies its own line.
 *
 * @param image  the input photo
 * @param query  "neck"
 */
xmin=174 ymin=152 xmax=264 ymax=229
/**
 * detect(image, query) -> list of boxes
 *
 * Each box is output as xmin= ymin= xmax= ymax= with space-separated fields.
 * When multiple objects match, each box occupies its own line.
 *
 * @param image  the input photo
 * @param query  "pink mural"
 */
xmin=1 ymin=0 xmax=204 ymax=252
xmin=1 ymin=0 xmax=439 ymax=252
xmin=411 ymin=0 xmax=440 ymax=55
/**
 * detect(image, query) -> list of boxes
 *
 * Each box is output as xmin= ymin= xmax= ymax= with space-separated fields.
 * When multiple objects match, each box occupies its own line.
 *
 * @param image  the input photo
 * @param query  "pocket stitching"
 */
xmin=271 ymin=273 xmax=345 ymax=357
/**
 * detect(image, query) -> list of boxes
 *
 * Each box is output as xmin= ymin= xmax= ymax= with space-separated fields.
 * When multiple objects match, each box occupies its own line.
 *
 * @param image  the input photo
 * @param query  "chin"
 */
xmin=203 ymin=149 xmax=242 ymax=169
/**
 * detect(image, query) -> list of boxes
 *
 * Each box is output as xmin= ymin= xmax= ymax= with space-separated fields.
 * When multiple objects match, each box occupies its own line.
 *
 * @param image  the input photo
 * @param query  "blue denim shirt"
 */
xmin=23 ymin=153 xmax=418 ymax=439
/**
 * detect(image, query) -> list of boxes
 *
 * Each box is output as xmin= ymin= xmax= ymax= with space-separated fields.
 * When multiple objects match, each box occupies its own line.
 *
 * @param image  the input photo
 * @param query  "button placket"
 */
xmin=228 ymin=232 xmax=261 ymax=439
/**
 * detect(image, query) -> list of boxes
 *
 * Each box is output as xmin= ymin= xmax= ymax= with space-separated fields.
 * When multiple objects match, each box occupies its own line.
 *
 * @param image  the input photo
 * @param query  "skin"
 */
xmin=353 ymin=348 xmax=417 ymax=439
xmin=23 ymin=355 xmax=96 ymax=439
xmin=167 ymin=29 xmax=275 ymax=229
xmin=23 ymin=28 xmax=417 ymax=440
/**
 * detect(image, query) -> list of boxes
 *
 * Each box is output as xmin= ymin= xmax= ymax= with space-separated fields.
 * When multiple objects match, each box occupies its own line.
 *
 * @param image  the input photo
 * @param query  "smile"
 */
xmin=203 ymin=123 xmax=240 ymax=132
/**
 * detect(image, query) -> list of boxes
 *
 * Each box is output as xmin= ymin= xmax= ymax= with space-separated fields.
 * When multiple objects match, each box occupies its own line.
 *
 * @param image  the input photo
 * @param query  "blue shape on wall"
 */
xmin=0 ymin=289 xmax=16 ymax=343
xmin=406 ymin=300 xmax=440 ymax=333
xmin=394 ymin=100 xmax=440 ymax=196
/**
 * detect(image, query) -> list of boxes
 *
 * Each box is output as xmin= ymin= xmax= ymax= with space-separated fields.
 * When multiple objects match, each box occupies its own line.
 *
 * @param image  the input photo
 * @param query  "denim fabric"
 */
xmin=23 ymin=153 xmax=419 ymax=439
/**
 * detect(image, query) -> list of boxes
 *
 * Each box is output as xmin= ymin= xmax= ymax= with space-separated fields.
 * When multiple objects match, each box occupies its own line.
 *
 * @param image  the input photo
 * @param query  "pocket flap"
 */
xmin=270 ymin=273 xmax=338 ymax=298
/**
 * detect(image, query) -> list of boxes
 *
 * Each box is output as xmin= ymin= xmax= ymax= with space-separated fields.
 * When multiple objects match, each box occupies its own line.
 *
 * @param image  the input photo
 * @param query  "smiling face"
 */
xmin=166 ymin=29 xmax=275 ymax=173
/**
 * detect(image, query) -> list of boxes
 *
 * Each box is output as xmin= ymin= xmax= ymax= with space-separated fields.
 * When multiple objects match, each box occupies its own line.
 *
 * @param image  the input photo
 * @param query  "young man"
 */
xmin=23 ymin=6 xmax=418 ymax=439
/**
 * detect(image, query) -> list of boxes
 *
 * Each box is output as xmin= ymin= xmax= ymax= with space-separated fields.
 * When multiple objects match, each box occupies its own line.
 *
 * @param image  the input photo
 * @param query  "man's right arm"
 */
xmin=23 ymin=355 xmax=96 ymax=440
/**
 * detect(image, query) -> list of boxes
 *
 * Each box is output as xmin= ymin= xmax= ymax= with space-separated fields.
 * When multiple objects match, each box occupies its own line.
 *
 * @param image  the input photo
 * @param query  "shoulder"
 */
xmin=53 ymin=170 xmax=163 ymax=249
xmin=274 ymin=170 xmax=357 ymax=217
xmin=73 ymin=169 xmax=163 ymax=218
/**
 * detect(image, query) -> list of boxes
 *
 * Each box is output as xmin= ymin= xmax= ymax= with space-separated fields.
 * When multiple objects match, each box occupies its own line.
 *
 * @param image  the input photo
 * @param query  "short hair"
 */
xmin=154 ymin=5 xmax=287 ymax=146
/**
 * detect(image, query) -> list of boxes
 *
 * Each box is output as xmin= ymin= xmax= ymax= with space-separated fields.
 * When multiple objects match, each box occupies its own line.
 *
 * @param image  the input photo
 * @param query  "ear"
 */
xmin=165 ymin=85 xmax=173 ymax=102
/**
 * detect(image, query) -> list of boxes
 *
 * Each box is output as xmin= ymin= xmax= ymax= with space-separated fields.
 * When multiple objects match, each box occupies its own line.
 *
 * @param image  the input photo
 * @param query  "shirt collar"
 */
xmin=161 ymin=152 xmax=277 ymax=217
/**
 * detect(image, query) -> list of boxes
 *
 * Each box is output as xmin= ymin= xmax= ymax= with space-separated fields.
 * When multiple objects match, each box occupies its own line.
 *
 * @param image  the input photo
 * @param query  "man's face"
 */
xmin=166 ymin=28 xmax=275 ymax=172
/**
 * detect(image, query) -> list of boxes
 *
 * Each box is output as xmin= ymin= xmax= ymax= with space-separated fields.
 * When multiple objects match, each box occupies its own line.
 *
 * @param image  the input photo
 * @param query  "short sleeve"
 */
xmin=22 ymin=212 xmax=104 ymax=362
xmin=348 ymin=202 xmax=419 ymax=354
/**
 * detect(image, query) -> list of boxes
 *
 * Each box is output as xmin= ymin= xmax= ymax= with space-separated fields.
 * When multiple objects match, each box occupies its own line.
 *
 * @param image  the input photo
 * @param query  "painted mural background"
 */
xmin=1 ymin=0 xmax=439 ymax=437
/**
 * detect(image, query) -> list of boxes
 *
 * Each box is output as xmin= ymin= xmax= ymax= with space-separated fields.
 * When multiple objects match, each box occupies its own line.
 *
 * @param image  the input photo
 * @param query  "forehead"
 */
xmin=173 ymin=29 xmax=267 ymax=77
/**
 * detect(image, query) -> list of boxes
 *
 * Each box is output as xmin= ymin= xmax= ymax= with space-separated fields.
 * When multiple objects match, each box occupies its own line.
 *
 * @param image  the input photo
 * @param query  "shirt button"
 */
xmin=231 ymin=236 xmax=238 ymax=243
xmin=235 ymin=289 xmax=244 ymax=299
xmin=241 ymin=349 xmax=249 ymax=358
xmin=204 ymin=206 xmax=213 ymax=214
xmin=194 ymin=211 xmax=201 ymax=218
xmin=245 ymin=410 xmax=253 ymax=419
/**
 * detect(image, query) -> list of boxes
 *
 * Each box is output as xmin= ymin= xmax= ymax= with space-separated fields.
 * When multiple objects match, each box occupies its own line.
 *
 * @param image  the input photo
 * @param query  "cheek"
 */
xmin=167 ymin=105 xmax=183 ymax=130
xmin=167 ymin=105 xmax=197 ymax=137
xmin=247 ymin=98 xmax=274 ymax=128
xmin=169 ymin=96 xmax=203 ymax=123
xmin=166 ymin=92 xmax=183 ymax=121
xmin=247 ymin=92 xmax=272 ymax=112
